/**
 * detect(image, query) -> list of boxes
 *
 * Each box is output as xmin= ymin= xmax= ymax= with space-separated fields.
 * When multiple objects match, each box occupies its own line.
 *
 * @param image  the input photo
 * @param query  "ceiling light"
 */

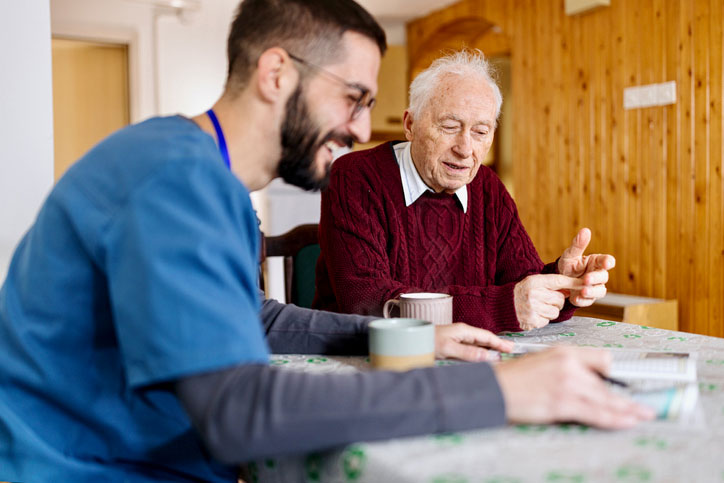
xmin=124 ymin=0 xmax=201 ymax=11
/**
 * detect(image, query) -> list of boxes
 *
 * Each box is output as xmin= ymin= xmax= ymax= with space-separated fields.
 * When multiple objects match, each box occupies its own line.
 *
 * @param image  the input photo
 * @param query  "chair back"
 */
xmin=262 ymin=224 xmax=319 ymax=308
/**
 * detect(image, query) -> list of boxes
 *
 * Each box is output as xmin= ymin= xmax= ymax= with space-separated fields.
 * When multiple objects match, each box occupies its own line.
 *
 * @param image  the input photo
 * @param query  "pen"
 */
xmin=599 ymin=374 xmax=629 ymax=388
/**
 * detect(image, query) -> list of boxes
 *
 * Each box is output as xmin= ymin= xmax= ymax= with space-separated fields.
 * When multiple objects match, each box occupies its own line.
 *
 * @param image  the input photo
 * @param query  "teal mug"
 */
xmin=368 ymin=318 xmax=435 ymax=371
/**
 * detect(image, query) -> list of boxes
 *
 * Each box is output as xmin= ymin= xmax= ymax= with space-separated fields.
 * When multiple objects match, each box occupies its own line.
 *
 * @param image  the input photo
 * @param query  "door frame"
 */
xmin=51 ymin=23 xmax=140 ymax=123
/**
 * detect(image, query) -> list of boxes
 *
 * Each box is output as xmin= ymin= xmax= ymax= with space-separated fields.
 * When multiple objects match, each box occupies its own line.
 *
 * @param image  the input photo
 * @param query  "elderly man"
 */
xmin=314 ymin=50 xmax=614 ymax=333
xmin=0 ymin=5 xmax=649 ymax=481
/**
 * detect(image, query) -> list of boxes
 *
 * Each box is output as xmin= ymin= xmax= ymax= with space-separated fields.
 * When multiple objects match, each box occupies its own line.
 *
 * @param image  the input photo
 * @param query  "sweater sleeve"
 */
xmin=487 ymin=187 xmax=575 ymax=324
xmin=175 ymin=361 xmax=505 ymax=464
xmin=430 ymin=185 xmax=549 ymax=332
xmin=259 ymin=293 xmax=373 ymax=355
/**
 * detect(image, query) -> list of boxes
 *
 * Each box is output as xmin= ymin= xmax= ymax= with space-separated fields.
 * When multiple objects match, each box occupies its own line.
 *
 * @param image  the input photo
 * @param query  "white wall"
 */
xmin=156 ymin=0 xmax=238 ymax=116
xmin=0 ymin=2 xmax=55 ymax=278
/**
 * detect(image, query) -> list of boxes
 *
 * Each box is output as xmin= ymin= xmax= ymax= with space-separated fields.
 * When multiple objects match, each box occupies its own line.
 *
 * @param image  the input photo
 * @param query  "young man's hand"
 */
xmin=434 ymin=323 xmax=514 ymax=362
xmin=494 ymin=346 xmax=655 ymax=429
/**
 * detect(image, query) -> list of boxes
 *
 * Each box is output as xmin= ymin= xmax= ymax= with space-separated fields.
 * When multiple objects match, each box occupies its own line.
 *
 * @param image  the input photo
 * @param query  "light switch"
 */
xmin=623 ymin=88 xmax=639 ymax=110
xmin=623 ymin=81 xmax=677 ymax=110
xmin=565 ymin=0 xmax=610 ymax=16
xmin=656 ymin=81 xmax=677 ymax=105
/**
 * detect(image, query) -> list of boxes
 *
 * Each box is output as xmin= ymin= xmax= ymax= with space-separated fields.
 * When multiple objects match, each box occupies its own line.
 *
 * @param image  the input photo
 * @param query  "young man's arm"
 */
xmin=259 ymin=294 xmax=372 ymax=354
xmin=175 ymin=361 xmax=504 ymax=464
xmin=175 ymin=347 xmax=654 ymax=465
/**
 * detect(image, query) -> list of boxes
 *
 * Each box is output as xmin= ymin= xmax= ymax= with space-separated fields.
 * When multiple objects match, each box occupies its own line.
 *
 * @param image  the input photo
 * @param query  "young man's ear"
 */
xmin=255 ymin=47 xmax=298 ymax=103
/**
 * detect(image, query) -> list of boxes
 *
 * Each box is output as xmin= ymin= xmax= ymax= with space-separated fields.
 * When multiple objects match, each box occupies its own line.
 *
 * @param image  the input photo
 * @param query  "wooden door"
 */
xmin=51 ymin=38 xmax=130 ymax=181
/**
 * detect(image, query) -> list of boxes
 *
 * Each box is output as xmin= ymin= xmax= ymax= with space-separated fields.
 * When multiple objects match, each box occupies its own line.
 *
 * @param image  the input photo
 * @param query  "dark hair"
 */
xmin=226 ymin=0 xmax=386 ymax=92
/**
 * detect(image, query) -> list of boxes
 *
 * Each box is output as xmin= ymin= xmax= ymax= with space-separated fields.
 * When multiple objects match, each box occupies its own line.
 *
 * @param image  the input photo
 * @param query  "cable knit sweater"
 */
xmin=313 ymin=141 xmax=575 ymax=333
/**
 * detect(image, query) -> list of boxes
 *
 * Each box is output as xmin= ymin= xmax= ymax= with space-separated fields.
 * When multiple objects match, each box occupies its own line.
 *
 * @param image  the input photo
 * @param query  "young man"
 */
xmin=0 ymin=1 xmax=652 ymax=481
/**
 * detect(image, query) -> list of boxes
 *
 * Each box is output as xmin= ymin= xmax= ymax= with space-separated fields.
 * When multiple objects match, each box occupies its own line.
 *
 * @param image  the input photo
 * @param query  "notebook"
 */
xmin=495 ymin=342 xmax=700 ymax=423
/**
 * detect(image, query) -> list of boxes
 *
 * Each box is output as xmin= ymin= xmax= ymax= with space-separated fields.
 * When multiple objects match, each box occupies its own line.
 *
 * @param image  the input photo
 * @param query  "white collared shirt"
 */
xmin=393 ymin=141 xmax=468 ymax=213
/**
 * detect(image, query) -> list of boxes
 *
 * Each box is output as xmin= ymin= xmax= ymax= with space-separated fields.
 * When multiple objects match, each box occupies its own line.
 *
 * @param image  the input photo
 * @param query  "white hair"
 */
xmin=408 ymin=49 xmax=503 ymax=122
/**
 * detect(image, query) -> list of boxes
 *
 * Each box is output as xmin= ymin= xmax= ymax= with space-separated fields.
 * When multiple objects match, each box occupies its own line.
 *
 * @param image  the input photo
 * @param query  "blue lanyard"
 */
xmin=206 ymin=109 xmax=231 ymax=170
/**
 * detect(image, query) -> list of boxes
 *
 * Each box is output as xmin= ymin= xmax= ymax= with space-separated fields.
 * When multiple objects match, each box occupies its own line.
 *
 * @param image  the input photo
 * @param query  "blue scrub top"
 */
xmin=0 ymin=116 xmax=269 ymax=482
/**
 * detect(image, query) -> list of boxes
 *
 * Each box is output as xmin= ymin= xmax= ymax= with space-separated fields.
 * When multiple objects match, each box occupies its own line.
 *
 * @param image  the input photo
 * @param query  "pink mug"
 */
xmin=383 ymin=292 xmax=453 ymax=325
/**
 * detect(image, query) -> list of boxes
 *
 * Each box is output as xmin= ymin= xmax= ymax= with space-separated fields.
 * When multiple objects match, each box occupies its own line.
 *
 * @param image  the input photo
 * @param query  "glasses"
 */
xmin=288 ymin=53 xmax=376 ymax=120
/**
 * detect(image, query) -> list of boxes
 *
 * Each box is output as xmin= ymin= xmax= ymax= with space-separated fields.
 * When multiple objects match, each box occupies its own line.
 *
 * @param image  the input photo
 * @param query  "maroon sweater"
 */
xmin=313 ymin=142 xmax=574 ymax=333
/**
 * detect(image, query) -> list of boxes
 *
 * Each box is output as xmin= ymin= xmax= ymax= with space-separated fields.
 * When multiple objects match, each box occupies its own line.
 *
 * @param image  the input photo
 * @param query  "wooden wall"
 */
xmin=407 ymin=0 xmax=724 ymax=336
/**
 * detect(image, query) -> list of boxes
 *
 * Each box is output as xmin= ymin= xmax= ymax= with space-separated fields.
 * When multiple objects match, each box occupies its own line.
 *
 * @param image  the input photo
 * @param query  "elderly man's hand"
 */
xmin=494 ymin=346 xmax=655 ymax=428
xmin=558 ymin=227 xmax=615 ymax=307
xmin=514 ymin=274 xmax=584 ymax=331
xmin=434 ymin=323 xmax=514 ymax=362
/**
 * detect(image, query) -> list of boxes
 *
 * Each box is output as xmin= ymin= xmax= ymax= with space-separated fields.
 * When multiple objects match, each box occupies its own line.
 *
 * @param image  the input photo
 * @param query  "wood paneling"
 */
xmin=371 ymin=45 xmax=408 ymax=134
xmin=408 ymin=0 xmax=724 ymax=336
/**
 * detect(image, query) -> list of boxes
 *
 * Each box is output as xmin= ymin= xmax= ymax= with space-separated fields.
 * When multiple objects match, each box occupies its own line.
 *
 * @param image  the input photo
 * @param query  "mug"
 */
xmin=368 ymin=318 xmax=435 ymax=371
xmin=382 ymin=292 xmax=453 ymax=325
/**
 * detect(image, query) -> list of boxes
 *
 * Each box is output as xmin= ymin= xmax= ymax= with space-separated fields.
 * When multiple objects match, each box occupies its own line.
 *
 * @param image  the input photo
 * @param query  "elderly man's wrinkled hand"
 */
xmin=434 ymin=323 xmax=514 ymax=362
xmin=557 ymin=227 xmax=615 ymax=307
xmin=514 ymin=274 xmax=583 ymax=331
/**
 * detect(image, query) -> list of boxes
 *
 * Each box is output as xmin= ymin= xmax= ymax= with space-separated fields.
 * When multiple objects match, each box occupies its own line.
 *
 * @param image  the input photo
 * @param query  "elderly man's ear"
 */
xmin=402 ymin=110 xmax=415 ymax=141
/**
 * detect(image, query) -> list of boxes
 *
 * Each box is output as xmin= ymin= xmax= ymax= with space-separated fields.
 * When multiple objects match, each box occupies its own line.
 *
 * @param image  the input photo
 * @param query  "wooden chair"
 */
xmin=261 ymin=224 xmax=320 ymax=308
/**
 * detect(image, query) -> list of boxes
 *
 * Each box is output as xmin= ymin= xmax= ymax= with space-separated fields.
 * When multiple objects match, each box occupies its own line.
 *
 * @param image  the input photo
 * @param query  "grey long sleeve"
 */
xmin=175 ymin=361 xmax=506 ymax=465
xmin=259 ymin=293 xmax=374 ymax=354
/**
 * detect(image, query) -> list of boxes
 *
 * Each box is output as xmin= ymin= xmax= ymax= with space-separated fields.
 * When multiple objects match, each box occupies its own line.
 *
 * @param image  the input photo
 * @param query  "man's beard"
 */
xmin=278 ymin=84 xmax=353 ymax=191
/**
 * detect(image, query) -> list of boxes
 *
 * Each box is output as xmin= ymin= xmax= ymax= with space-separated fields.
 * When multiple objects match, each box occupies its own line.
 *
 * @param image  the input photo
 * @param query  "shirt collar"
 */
xmin=393 ymin=141 xmax=468 ymax=213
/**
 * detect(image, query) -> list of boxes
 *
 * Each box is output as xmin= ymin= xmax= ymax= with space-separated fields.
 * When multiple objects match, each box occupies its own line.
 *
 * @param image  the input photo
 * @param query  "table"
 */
xmin=248 ymin=317 xmax=724 ymax=482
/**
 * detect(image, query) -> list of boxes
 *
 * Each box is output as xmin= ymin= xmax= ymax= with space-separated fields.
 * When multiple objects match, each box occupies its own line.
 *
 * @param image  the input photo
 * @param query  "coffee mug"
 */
xmin=382 ymin=292 xmax=453 ymax=325
xmin=368 ymin=318 xmax=435 ymax=371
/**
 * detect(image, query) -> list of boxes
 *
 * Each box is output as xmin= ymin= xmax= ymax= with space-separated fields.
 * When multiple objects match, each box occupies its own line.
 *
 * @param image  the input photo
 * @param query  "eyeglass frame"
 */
xmin=287 ymin=53 xmax=376 ymax=120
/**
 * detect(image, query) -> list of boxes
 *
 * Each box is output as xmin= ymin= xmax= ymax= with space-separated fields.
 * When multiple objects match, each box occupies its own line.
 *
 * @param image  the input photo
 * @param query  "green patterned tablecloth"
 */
xmin=248 ymin=316 xmax=724 ymax=483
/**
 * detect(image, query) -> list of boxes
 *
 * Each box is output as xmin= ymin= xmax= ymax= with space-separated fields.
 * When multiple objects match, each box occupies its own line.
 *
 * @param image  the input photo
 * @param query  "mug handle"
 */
xmin=382 ymin=298 xmax=399 ymax=318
